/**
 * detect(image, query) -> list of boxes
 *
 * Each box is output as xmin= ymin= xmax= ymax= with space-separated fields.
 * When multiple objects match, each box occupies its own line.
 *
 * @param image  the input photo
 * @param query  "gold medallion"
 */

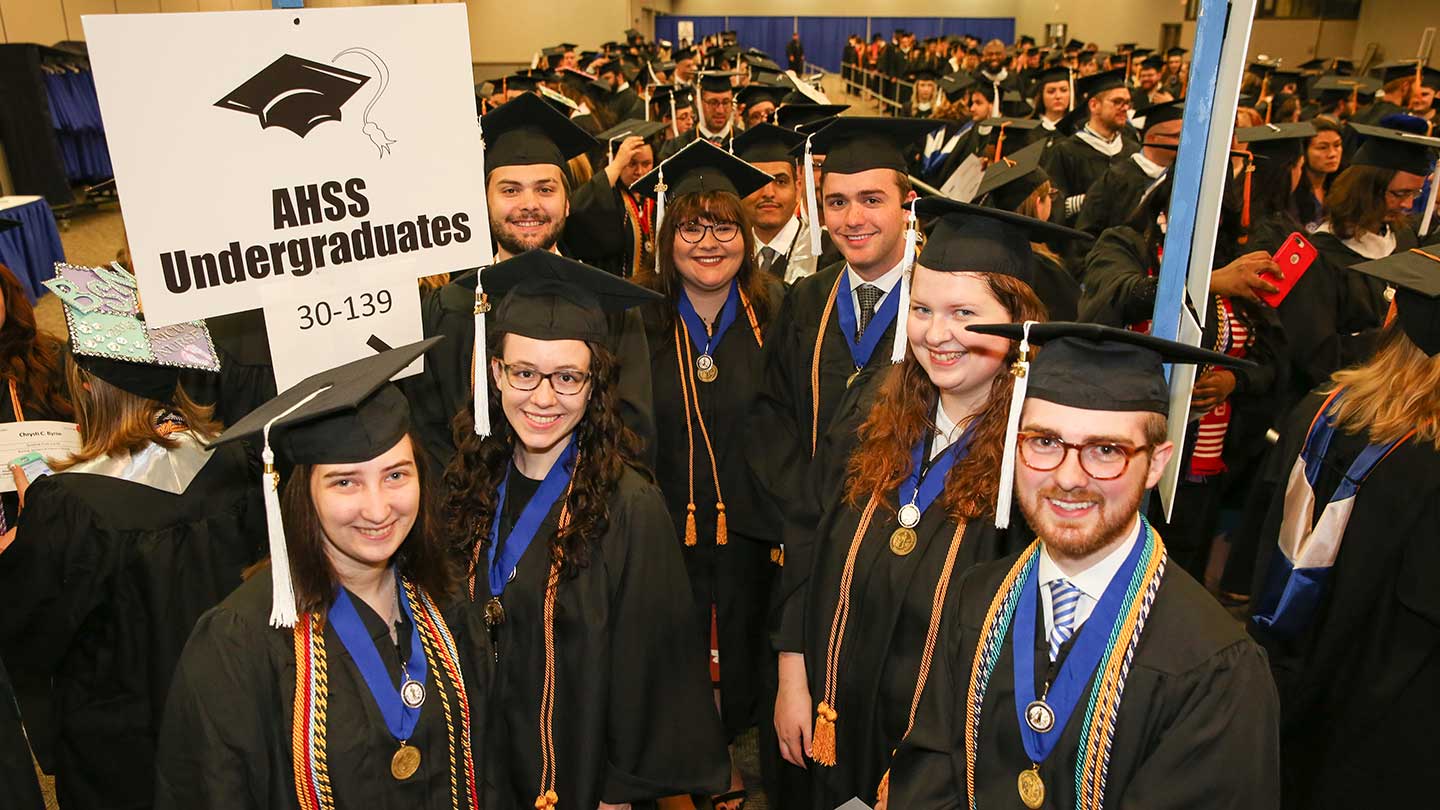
xmin=483 ymin=597 xmax=506 ymax=628
xmin=889 ymin=527 xmax=917 ymax=556
xmin=1017 ymin=766 xmax=1045 ymax=809
xmin=391 ymin=744 xmax=422 ymax=780
xmin=697 ymin=364 xmax=719 ymax=383
xmin=846 ymin=369 xmax=860 ymax=388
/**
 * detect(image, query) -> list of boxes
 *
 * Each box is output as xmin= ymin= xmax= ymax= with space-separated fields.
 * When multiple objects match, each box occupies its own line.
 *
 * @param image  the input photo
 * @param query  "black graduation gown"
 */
xmin=467 ymin=465 xmax=730 ymax=810
xmin=0 ymin=654 xmax=42 ymax=810
xmin=1311 ymin=225 xmax=1417 ymax=329
xmin=1030 ymin=251 xmax=1081 ymax=322
xmin=154 ymin=571 xmax=487 ymax=810
xmin=1074 ymin=155 xmax=1153 ymax=237
xmin=777 ymin=384 xmax=1030 ymax=809
xmin=888 ymin=552 xmax=1281 ymax=810
xmin=0 ymin=442 xmax=265 ymax=810
xmin=659 ymin=128 xmax=735 ymax=161
xmin=185 ymin=309 xmax=279 ymax=428
xmin=1078 ymin=225 xmax=1156 ymax=326
xmin=567 ymin=171 xmax=629 ymax=272
xmin=1042 ymin=132 xmax=1140 ymax=223
xmin=643 ymin=280 xmax=785 ymax=737
xmin=401 ymin=268 xmax=656 ymax=470
xmin=1246 ymin=393 xmax=1440 ymax=810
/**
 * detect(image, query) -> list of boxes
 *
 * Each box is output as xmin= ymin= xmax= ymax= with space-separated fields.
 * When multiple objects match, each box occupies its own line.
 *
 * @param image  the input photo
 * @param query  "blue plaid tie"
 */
xmin=1048 ymin=579 xmax=1083 ymax=661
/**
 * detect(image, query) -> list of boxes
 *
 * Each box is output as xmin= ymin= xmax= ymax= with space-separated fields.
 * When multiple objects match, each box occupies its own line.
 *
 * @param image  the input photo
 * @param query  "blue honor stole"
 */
xmin=835 ymin=270 xmax=901 ymax=371
xmin=488 ymin=437 xmax=578 ymax=599
xmin=329 ymin=573 xmax=429 ymax=745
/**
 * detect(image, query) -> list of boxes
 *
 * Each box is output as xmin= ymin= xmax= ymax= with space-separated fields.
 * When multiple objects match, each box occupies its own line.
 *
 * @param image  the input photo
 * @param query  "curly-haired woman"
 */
xmin=444 ymin=250 xmax=729 ymax=810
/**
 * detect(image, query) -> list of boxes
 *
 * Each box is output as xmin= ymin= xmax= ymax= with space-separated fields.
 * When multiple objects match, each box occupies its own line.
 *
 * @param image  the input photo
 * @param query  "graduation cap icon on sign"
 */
xmin=215 ymin=50 xmax=398 ymax=157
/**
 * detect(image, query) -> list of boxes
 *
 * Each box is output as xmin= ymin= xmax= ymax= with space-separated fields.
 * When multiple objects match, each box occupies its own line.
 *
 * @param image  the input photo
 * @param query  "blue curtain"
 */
xmin=654 ymin=15 xmax=728 ymax=47
xmin=728 ymin=16 xmax=795 ymax=67
xmin=796 ymin=17 xmax=866 ymax=72
xmin=869 ymin=17 xmax=944 ymax=43
xmin=940 ymin=18 xmax=1016 ymax=44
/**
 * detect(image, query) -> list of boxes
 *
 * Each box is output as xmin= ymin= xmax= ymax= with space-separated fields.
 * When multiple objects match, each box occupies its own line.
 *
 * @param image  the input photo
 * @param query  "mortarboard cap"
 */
xmin=44 ymin=262 xmax=220 ymax=402
xmin=916 ymin=192 xmax=1089 ymax=287
xmin=1140 ymin=55 xmax=1164 ymax=71
xmin=939 ymin=72 xmax=979 ymax=102
xmin=1064 ymin=39 xmax=1085 ymax=53
xmin=673 ymin=47 xmax=697 ymax=62
xmin=214 ymin=54 xmax=369 ymax=138
xmin=1271 ymin=68 xmax=1303 ymax=88
xmin=1298 ymin=58 xmax=1329 ymax=72
xmin=1372 ymin=60 xmax=1422 ymax=85
xmin=741 ymin=53 xmax=782 ymax=72
xmin=804 ymin=116 xmax=937 ymax=175
xmin=632 ymin=138 xmax=774 ymax=200
xmin=482 ymin=91 xmax=598 ymax=173
xmin=1166 ymin=47 xmax=1188 ymax=59
xmin=1136 ymin=98 xmax=1185 ymax=132
xmin=733 ymin=122 xmax=805 ymax=165
xmin=1348 ymin=121 xmax=1440 ymax=175
xmin=975 ymin=140 xmax=1053 ymax=212
xmin=1235 ymin=121 xmax=1316 ymax=161
xmin=1033 ymin=66 xmax=1072 ymax=89
xmin=736 ymin=83 xmax=789 ymax=111
xmin=697 ymin=71 xmax=738 ymax=94
xmin=484 ymin=250 xmax=661 ymax=346
xmin=625 ymin=28 xmax=642 ymax=41
xmin=1351 ymin=249 xmax=1440 ymax=356
xmin=773 ymin=102 xmax=847 ymax=131
xmin=908 ymin=68 xmax=940 ymax=83
xmin=1074 ymin=68 xmax=1129 ymax=100
xmin=596 ymin=118 xmax=668 ymax=157
xmin=1419 ymin=66 xmax=1440 ymax=90
xmin=1249 ymin=60 xmax=1280 ymax=78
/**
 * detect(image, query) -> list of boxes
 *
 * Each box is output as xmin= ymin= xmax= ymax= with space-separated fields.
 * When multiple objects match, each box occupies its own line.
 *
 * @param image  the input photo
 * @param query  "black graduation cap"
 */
xmin=915 ymin=194 xmax=1089 ymax=288
xmin=596 ymin=118 xmax=668 ymax=156
xmin=625 ymin=28 xmax=642 ymax=41
xmin=653 ymin=84 xmax=696 ymax=112
xmin=1271 ymin=69 xmax=1303 ymax=88
xmin=803 ymin=116 xmax=937 ymax=175
xmin=482 ymin=91 xmax=598 ymax=172
xmin=1372 ymin=60 xmax=1421 ymax=84
xmin=741 ymin=53 xmax=782 ymax=72
xmin=1308 ymin=73 xmax=1376 ymax=101
xmin=631 ymin=138 xmax=774 ymax=199
xmin=1235 ymin=121 xmax=1316 ymax=161
xmin=1420 ymin=66 xmax=1440 ymax=90
xmin=773 ymin=102 xmax=849 ymax=131
xmin=1136 ymin=98 xmax=1184 ymax=132
xmin=214 ymin=54 xmax=369 ymax=138
xmin=1348 ymin=122 xmax=1440 ymax=175
xmin=967 ymin=321 xmax=1254 ymax=414
xmin=974 ymin=140 xmax=1052 ymax=212
xmin=1248 ymin=60 xmax=1280 ymax=78
xmin=1297 ymin=58 xmax=1329 ymax=72
xmin=1064 ymin=39 xmax=1085 ymax=53
xmin=484 ymin=250 xmax=661 ymax=346
xmin=697 ymin=71 xmax=739 ymax=94
xmin=736 ymin=83 xmax=788 ymax=110
xmin=1140 ymin=55 xmax=1164 ymax=71
xmin=733 ymin=122 xmax=805 ymax=165
xmin=1032 ymin=65 xmax=1072 ymax=89
xmin=1351 ymin=249 xmax=1440 ymax=356
xmin=1074 ymin=68 xmax=1128 ymax=100
xmin=1019 ymin=35 xmax=1037 ymax=48
xmin=908 ymin=68 xmax=940 ymax=82
xmin=939 ymin=72 xmax=979 ymax=102
xmin=999 ymin=90 xmax=1033 ymax=117
xmin=1115 ymin=42 xmax=1137 ymax=53
xmin=673 ymin=47 xmax=698 ymax=62
xmin=1131 ymin=47 xmax=1155 ymax=58
xmin=1166 ymin=47 xmax=1188 ymax=59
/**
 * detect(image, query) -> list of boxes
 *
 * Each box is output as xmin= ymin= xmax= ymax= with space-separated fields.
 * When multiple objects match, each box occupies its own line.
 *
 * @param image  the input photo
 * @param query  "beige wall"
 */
xmin=1354 ymin=0 xmax=1435 ymax=66
xmin=1179 ymin=18 xmax=1361 ymax=67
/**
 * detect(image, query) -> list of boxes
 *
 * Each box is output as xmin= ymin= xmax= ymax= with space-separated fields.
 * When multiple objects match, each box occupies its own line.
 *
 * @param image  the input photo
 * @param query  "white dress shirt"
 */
xmin=755 ymin=216 xmax=818 ymax=284
xmin=1036 ymin=515 xmax=1142 ymax=642
xmin=845 ymin=257 xmax=905 ymax=317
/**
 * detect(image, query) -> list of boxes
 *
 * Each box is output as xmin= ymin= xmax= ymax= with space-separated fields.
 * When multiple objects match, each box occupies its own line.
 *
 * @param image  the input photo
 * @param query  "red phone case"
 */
xmin=1260 ymin=231 xmax=1317 ymax=308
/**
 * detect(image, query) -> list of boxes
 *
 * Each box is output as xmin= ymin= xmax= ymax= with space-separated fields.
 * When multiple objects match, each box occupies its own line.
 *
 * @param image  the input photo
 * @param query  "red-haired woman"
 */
xmin=630 ymin=141 xmax=784 ymax=810
xmin=773 ymin=200 xmax=1088 ymax=809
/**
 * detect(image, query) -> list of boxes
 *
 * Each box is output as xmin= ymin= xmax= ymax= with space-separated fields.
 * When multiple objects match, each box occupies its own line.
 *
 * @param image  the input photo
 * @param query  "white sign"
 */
xmin=84 ymin=5 xmax=488 ymax=327
xmin=0 ymin=422 xmax=82 ymax=492
xmin=261 ymin=260 xmax=423 ymax=391
xmin=678 ymin=21 xmax=695 ymax=44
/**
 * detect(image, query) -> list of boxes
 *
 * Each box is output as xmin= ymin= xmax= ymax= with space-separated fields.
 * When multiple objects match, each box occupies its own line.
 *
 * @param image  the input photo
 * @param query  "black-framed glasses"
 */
xmin=676 ymin=220 xmax=741 ymax=243
xmin=497 ymin=362 xmax=591 ymax=396
xmin=1016 ymin=432 xmax=1153 ymax=480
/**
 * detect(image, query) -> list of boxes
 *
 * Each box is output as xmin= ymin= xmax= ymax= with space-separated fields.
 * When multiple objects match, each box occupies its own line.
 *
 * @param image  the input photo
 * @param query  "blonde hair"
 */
xmin=1327 ymin=322 xmax=1440 ymax=450
xmin=57 ymin=359 xmax=221 ymax=470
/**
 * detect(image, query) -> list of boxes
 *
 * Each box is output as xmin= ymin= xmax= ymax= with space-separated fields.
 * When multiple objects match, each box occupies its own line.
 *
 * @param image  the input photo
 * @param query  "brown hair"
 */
xmin=56 ymin=359 xmax=220 ymax=470
xmin=281 ymin=433 xmax=456 ymax=616
xmin=1015 ymin=181 xmax=1063 ymax=265
xmin=844 ymin=273 xmax=1047 ymax=520
xmin=443 ymin=336 xmax=640 ymax=581
xmin=1327 ymin=165 xmax=1399 ymax=239
xmin=0 ymin=264 xmax=71 ymax=421
xmin=818 ymin=169 xmax=913 ymax=201
xmin=641 ymin=189 xmax=775 ymax=328
xmin=1328 ymin=320 xmax=1440 ymax=450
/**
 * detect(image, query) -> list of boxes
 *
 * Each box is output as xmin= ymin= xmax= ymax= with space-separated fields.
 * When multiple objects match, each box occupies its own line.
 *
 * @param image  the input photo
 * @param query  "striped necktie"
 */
xmin=1048 ymin=578 xmax=1083 ymax=661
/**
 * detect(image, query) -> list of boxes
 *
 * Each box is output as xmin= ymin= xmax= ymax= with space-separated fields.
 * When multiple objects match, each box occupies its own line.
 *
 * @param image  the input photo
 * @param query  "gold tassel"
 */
xmin=876 ymin=768 xmax=891 ymax=806
xmin=770 ymin=547 xmax=785 ymax=566
xmin=685 ymin=503 xmax=698 ymax=546
xmin=533 ymin=789 xmax=558 ymax=810
xmin=715 ymin=501 xmax=728 ymax=546
xmin=813 ymin=702 xmax=838 ymax=766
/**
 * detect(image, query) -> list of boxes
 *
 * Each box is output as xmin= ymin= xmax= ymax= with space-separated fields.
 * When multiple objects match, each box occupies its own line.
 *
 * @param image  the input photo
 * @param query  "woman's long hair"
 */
xmin=1014 ymin=181 xmax=1063 ymax=265
xmin=0 ymin=265 xmax=71 ymax=420
xmin=639 ymin=190 xmax=774 ymax=330
xmin=1250 ymin=150 xmax=1304 ymax=232
xmin=443 ymin=335 xmax=640 ymax=581
xmin=1328 ymin=320 xmax=1440 ymax=450
xmin=55 ymin=359 xmax=220 ymax=470
xmin=280 ymin=433 xmax=456 ymax=616
xmin=844 ymin=273 xmax=1047 ymax=521
xmin=1326 ymin=165 xmax=1399 ymax=239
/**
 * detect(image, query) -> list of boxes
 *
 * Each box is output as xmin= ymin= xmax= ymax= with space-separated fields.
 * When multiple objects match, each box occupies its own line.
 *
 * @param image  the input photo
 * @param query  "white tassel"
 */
xmin=474 ymin=115 xmax=493 ymax=437
xmin=889 ymin=199 xmax=919 ymax=363
xmin=670 ymin=95 xmax=679 ymax=137
xmin=1420 ymin=162 xmax=1439 ymax=239
xmin=261 ymin=387 xmax=330 ymax=628
xmin=994 ymin=321 xmax=1035 ymax=530
xmin=803 ymin=134 xmax=822 ymax=260
xmin=655 ymin=164 xmax=667 ymax=276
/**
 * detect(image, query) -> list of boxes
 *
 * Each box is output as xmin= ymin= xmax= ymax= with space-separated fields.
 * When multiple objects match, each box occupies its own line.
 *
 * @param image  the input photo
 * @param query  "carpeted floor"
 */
xmin=35 ymin=203 xmax=128 ymax=342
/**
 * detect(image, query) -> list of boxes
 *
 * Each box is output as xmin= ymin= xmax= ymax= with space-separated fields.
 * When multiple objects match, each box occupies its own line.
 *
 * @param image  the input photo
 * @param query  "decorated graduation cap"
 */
xmin=214 ymin=54 xmax=368 ymax=138
xmin=733 ymin=122 xmax=805 ymax=165
xmin=964 ymin=321 xmax=1254 ymax=526
xmin=212 ymin=337 xmax=439 ymax=626
xmin=44 ymin=262 xmax=220 ymax=402
xmin=1348 ymin=121 xmax=1440 ymax=175
xmin=974 ymin=140 xmax=1053 ymax=212
xmin=482 ymin=91 xmax=598 ymax=173
xmin=1352 ymin=249 xmax=1440 ymax=355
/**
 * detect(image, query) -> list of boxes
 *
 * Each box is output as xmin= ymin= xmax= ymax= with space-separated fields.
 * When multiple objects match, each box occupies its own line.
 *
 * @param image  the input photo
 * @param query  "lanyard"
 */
xmin=898 ymin=421 xmax=977 ymax=515
xmin=677 ymin=280 xmax=740 ymax=358
xmin=488 ymin=438 xmax=577 ymax=598
xmin=1011 ymin=520 xmax=1148 ymax=764
xmin=328 ymin=577 xmax=427 ymax=743
xmin=834 ymin=270 xmax=900 ymax=370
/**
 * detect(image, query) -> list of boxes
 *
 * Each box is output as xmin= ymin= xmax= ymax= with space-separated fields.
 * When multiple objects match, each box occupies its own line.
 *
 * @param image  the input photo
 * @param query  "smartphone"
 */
xmin=1260 ymin=232 xmax=1318 ymax=308
xmin=10 ymin=451 xmax=53 ymax=482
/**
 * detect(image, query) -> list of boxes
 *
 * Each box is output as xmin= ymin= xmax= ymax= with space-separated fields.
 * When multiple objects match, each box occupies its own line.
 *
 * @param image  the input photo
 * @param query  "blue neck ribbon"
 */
xmin=487 ymin=437 xmax=577 ymax=598
xmin=1011 ymin=519 xmax=1149 ymax=764
xmin=835 ymin=270 xmax=901 ymax=370
xmin=677 ymin=279 xmax=740 ymax=357
xmin=898 ymin=420 xmax=978 ymax=512
xmin=328 ymin=573 xmax=427 ymax=742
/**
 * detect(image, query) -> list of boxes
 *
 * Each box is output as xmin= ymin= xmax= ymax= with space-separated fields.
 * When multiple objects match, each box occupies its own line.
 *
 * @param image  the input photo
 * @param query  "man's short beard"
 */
xmin=492 ymin=215 xmax=563 ymax=256
xmin=1020 ymin=482 xmax=1144 ymax=561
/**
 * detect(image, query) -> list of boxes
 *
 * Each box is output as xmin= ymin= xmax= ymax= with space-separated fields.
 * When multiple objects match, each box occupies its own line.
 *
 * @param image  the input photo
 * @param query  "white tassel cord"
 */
xmin=889 ymin=198 xmax=920 ymax=363
xmin=994 ymin=321 xmax=1035 ymax=530
xmin=474 ymin=116 xmax=493 ymax=437
xmin=655 ymin=164 xmax=667 ymax=276
xmin=803 ymin=135 xmax=822 ymax=260
xmin=262 ymin=386 xmax=331 ymax=628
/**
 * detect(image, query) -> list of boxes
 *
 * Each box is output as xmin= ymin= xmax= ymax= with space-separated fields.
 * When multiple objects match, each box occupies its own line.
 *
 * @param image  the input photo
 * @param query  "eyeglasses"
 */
xmin=701 ymin=98 xmax=732 ymax=109
xmin=497 ymin=362 xmax=591 ymax=396
xmin=1016 ymin=432 xmax=1153 ymax=480
xmin=677 ymin=221 xmax=741 ymax=243
xmin=1386 ymin=187 xmax=1422 ymax=203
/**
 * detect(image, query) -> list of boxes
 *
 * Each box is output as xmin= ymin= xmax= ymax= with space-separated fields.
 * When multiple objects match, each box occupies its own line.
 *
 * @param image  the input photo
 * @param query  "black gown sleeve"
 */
xmin=0 ymin=655 xmax=42 ymax=810
xmin=600 ymin=480 xmax=730 ymax=801
xmin=1079 ymin=227 xmax=1157 ymax=326
xmin=567 ymin=170 xmax=626 ymax=268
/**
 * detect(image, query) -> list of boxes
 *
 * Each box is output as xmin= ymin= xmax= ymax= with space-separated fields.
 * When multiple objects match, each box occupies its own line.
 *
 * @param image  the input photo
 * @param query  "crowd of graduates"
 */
xmin=0 ymin=21 xmax=1438 ymax=810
